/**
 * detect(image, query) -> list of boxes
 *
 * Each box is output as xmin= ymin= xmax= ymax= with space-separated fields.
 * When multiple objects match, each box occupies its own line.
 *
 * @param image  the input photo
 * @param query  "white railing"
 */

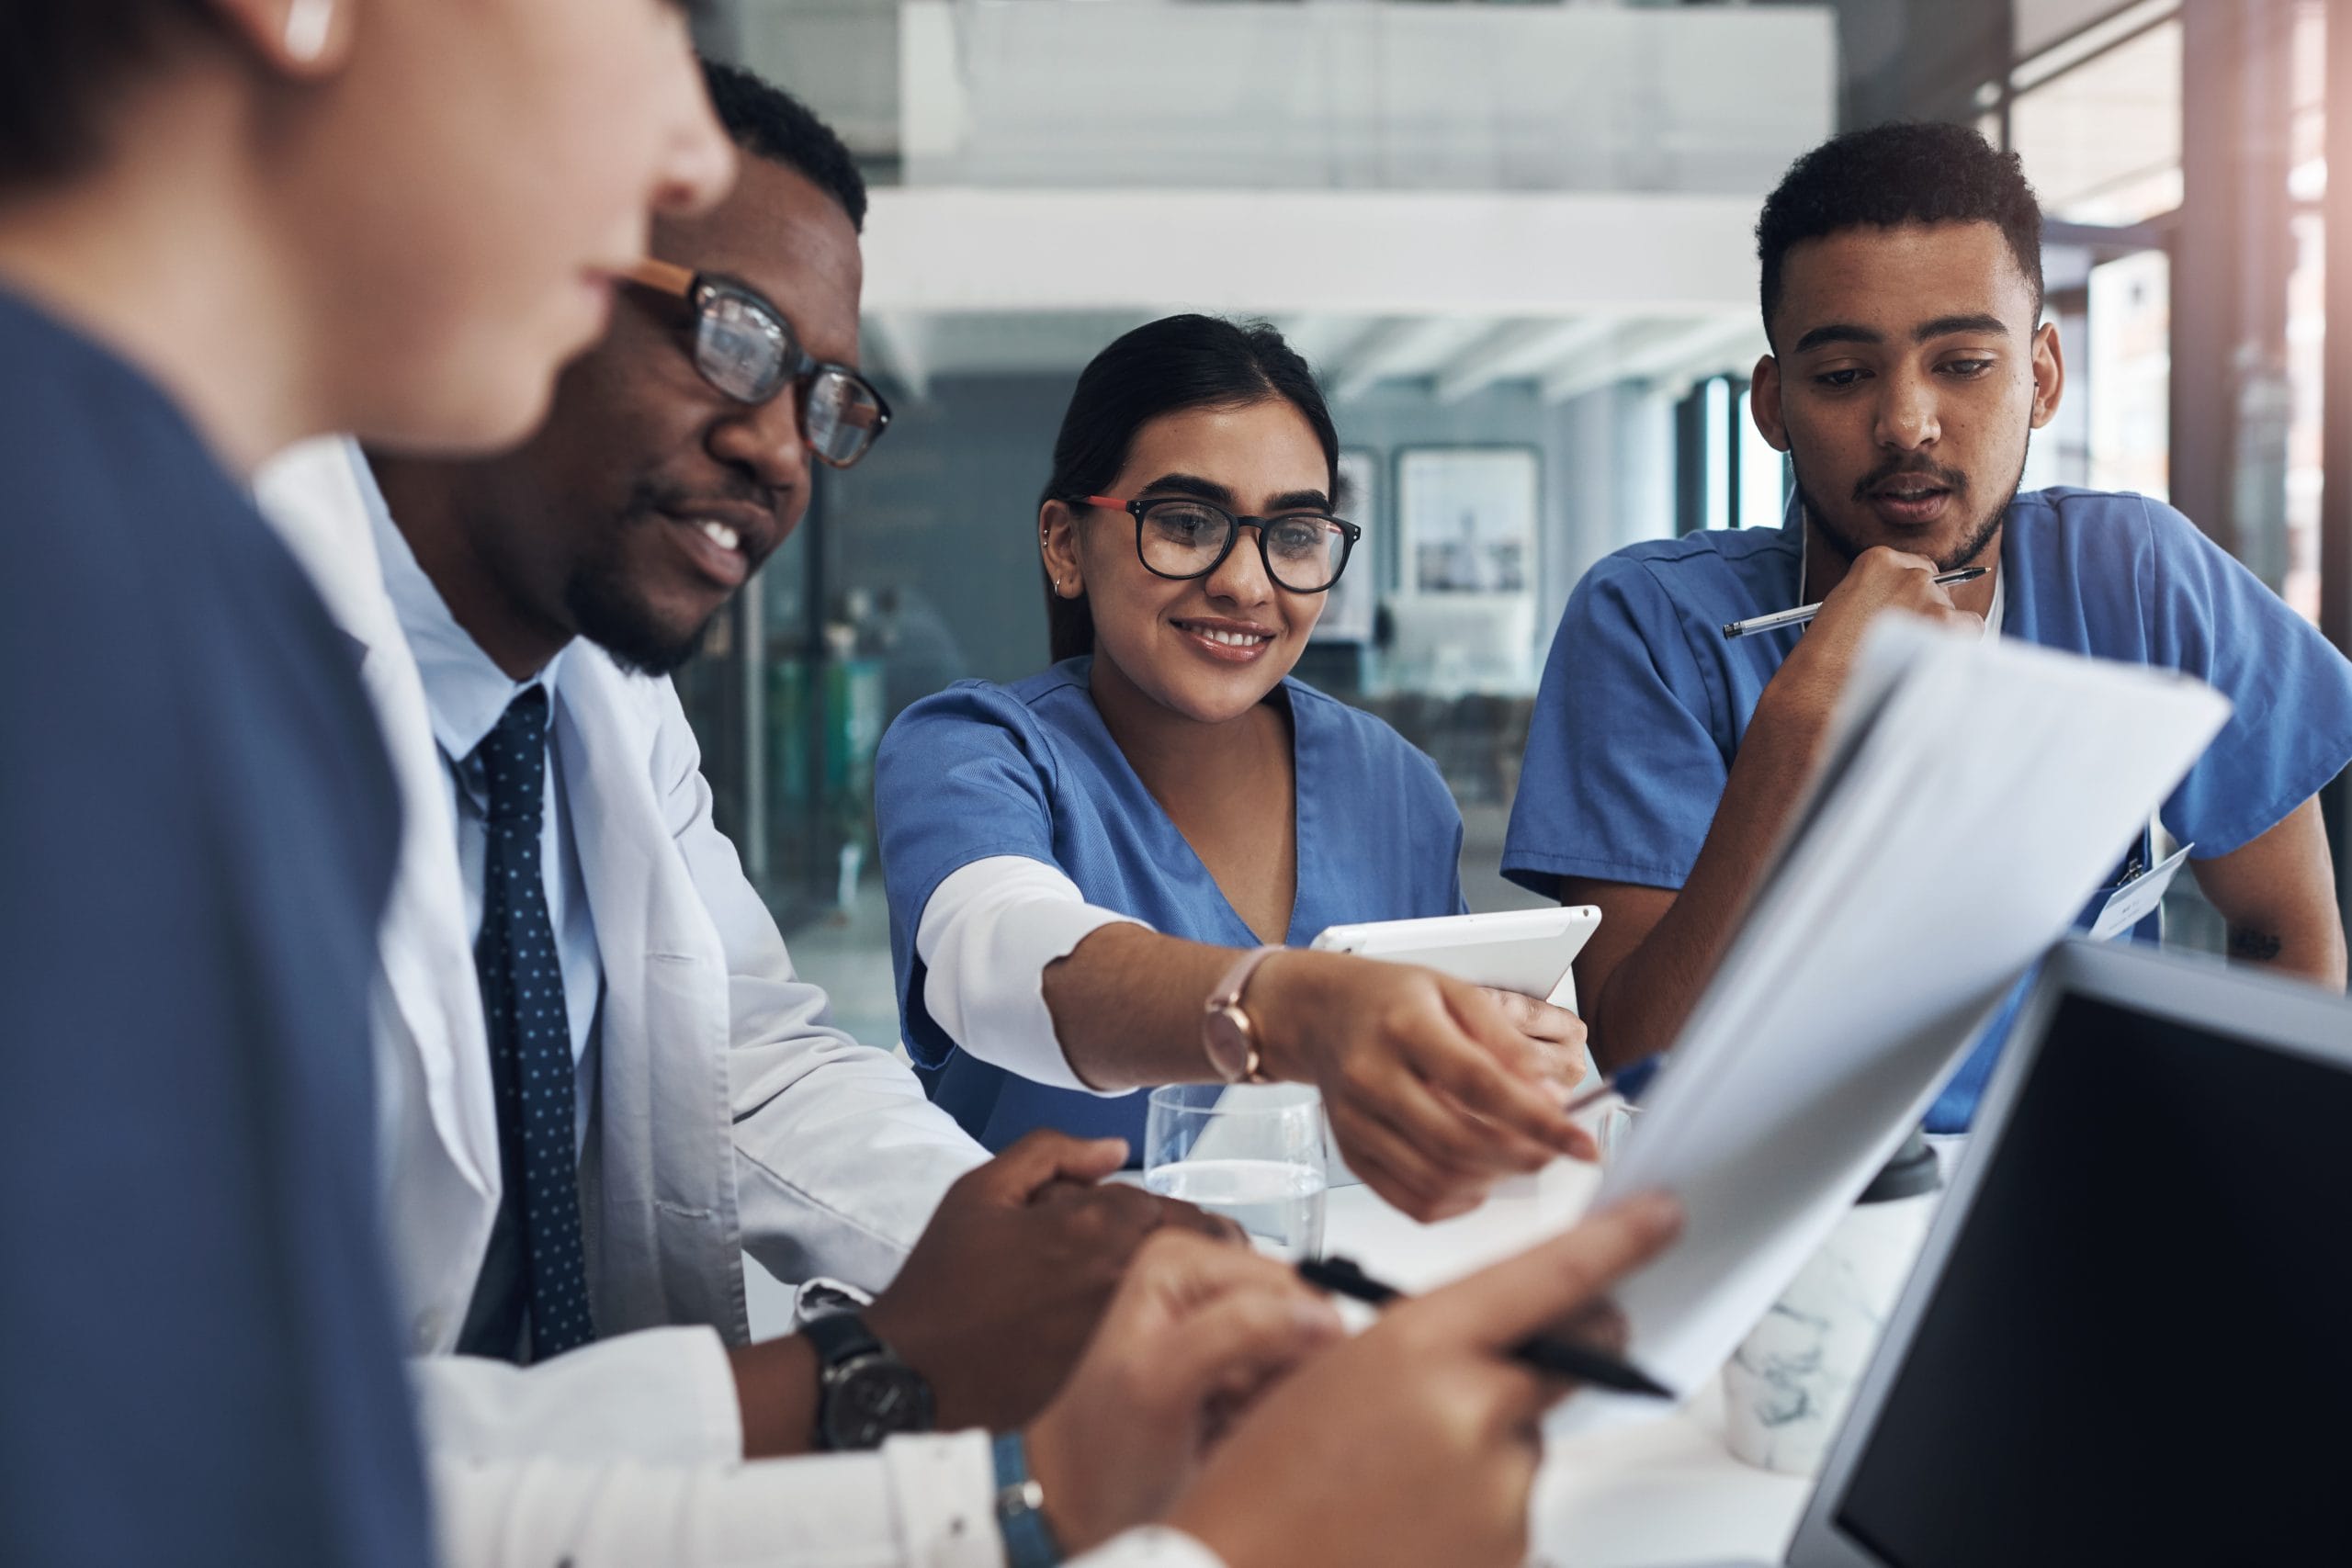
xmin=733 ymin=1 xmax=1835 ymax=193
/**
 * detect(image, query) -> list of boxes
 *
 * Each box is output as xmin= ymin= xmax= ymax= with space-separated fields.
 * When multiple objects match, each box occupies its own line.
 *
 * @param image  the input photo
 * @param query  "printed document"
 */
xmin=1557 ymin=616 xmax=2233 ymax=1427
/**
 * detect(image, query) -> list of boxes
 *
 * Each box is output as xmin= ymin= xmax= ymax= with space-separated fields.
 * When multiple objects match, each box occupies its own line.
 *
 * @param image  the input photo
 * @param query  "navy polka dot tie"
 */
xmin=472 ymin=687 xmax=595 ymax=1359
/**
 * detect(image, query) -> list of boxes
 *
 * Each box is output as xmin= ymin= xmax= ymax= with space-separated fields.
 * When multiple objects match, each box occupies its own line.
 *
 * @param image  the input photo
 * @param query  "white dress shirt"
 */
xmin=362 ymin=455 xmax=605 ymax=1156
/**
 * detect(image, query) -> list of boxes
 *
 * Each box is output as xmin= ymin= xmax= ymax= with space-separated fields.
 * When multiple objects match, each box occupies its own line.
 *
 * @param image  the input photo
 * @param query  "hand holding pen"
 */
xmin=1300 ymin=1254 xmax=1674 ymax=1398
xmin=1724 ymin=565 xmax=1988 ymax=639
xmin=1732 ymin=549 xmax=1993 ymax=728
xmin=1170 ymin=1196 xmax=1684 ymax=1568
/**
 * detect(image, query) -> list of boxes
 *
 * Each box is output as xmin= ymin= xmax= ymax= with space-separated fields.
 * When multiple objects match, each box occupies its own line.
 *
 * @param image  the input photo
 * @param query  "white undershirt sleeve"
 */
xmin=913 ymin=856 xmax=1150 ymax=1096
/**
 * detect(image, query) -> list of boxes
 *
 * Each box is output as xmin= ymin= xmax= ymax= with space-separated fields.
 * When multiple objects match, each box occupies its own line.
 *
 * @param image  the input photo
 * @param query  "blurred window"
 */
xmin=1739 ymin=386 xmax=1789 ymax=530
xmin=1993 ymin=6 xmax=2186 ymax=565
xmin=1677 ymin=374 xmax=1786 ymax=536
xmin=2284 ymin=2 xmax=2326 ymax=623
xmin=2017 ymin=0 xmax=2154 ymax=58
xmin=2009 ymin=15 xmax=2182 ymax=225
xmin=2085 ymin=249 xmax=2172 ymax=502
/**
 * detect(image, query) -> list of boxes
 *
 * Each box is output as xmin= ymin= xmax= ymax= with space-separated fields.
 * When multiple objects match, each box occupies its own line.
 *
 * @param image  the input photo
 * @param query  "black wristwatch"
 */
xmin=805 ymin=1310 xmax=935 ymax=1452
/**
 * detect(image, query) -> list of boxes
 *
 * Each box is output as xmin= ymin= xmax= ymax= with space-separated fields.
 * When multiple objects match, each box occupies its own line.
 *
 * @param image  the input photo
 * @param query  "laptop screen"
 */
xmin=1828 ymin=990 xmax=2352 ymax=1566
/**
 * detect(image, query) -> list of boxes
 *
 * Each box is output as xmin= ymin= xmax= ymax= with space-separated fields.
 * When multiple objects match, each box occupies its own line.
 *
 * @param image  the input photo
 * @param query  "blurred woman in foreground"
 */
xmin=0 ymin=2 xmax=729 ymax=1562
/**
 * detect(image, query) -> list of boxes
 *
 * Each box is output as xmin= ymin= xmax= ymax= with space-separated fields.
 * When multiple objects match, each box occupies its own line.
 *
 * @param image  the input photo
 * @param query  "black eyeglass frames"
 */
xmin=1081 ymin=494 xmax=1361 ymax=594
xmin=624 ymin=258 xmax=892 ymax=469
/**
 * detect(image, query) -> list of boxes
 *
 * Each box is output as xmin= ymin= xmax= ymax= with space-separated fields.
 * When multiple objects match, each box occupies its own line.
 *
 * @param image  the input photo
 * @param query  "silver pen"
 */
xmin=1721 ymin=566 xmax=1989 ymax=639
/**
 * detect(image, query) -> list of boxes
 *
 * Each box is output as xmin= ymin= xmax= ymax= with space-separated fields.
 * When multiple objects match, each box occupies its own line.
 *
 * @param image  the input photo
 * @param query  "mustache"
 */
xmin=1852 ymin=457 xmax=1970 ymax=502
xmin=622 ymin=474 xmax=783 ymax=521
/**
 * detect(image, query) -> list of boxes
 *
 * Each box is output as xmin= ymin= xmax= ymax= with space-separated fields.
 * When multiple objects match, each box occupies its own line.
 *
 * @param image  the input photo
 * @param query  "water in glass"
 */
xmin=1145 ymin=1083 xmax=1328 ymax=1260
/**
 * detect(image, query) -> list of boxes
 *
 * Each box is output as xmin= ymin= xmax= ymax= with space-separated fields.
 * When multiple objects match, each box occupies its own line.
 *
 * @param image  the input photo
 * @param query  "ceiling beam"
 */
xmin=1329 ymin=317 xmax=1495 ymax=402
xmin=1637 ymin=318 xmax=1769 ymax=402
xmin=1300 ymin=317 xmax=1404 ymax=387
xmin=1540 ymin=314 xmax=1762 ymax=405
xmin=1434 ymin=316 xmax=1619 ymax=403
xmin=1270 ymin=313 xmax=1371 ymax=373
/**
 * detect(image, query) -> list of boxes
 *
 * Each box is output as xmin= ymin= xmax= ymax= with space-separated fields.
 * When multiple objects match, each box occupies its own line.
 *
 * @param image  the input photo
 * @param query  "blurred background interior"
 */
xmin=675 ymin=0 xmax=2352 ymax=1048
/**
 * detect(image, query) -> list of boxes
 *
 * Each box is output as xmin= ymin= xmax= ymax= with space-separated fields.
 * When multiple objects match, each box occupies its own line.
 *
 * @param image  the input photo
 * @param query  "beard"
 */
xmin=562 ymin=559 xmax=715 ymax=677
xmin=1794 ymin=446 xmax=2026 ymax=574
xmin=560 ymin=477 xmax=729 ymax=678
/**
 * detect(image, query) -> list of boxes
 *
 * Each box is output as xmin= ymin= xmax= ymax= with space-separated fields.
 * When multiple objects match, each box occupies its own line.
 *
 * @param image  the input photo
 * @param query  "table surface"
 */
xmin=745 ymin=1162 xmax=1815 ymax=1566
xmin=1326 ymin=1164 xmax=1810 ymax=1568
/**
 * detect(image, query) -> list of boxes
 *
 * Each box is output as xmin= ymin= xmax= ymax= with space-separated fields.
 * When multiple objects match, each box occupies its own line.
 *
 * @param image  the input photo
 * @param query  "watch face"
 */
xmin=1204 ymin=1005 xmax=1252 ymax=1082
xmin=824 ymin=1357 xmax=935 ymax=1450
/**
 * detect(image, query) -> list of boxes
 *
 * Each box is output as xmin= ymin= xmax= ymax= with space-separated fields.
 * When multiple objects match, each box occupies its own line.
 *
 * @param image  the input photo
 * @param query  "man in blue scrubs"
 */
xmin=1505 ymin=122 xmax=2352 ymax=1129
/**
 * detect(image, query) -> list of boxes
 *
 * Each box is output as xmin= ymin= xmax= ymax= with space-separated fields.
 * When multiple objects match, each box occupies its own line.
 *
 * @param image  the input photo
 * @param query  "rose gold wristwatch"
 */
xmin=1202 ymin=945 xmax=1283 ymax=1084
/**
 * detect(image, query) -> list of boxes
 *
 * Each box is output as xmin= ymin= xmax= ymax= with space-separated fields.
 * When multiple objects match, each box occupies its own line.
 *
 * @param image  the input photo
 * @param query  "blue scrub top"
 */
xmin=1504 ymin=488 xmax=2352 ymax=1131
xmin=878 ymin=657 xmax=1469 ymax=1152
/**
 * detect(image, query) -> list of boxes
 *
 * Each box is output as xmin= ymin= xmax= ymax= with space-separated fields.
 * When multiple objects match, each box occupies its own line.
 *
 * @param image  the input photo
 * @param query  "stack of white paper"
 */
xmin=1555 ymin=616 xmax=2233 ymax=1428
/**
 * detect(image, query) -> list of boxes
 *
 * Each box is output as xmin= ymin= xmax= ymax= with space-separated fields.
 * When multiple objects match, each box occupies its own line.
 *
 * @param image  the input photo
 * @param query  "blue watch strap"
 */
xmin=991 ymin=1432 xmax=1066 ymax=1568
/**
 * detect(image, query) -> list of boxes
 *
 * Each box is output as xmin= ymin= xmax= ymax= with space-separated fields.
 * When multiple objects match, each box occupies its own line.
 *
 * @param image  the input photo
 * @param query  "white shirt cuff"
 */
xmin=428 ymin=1428 xmax=1011 ymax=1568
xmin=697 ymin=1431 xmax=1007 ymax=1568
xmin=913 ymin=857 xmax=1149 ymax=1095
xmin=413 ymin=1324 xmax=744 ymax=1467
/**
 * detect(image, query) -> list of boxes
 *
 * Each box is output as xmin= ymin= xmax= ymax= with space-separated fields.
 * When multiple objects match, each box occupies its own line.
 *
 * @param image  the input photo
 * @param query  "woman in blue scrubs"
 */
xmin=877 ymin=316 xmax=1593 ymax=1221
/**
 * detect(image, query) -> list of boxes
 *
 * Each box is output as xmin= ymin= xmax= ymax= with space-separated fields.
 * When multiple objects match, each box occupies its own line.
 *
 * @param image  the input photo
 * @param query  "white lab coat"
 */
xmin=255 ymin=435 xmax=988 ymax=1359
xmin=251 ymin=440 xmax=1218 ymax=1568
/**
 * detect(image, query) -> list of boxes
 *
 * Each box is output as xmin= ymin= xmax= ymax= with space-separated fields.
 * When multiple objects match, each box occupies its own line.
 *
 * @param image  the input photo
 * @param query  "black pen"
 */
xmin=1297 ymin=1255 xmax=1675 ymax=1400
xmin=1721 ymin=565 xmax=1990 ymax=639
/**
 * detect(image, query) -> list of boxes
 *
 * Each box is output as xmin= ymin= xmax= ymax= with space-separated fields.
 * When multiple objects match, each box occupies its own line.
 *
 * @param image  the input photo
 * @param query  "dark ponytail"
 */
xmin=1040 ymin=315 xmax=1340 ymax=663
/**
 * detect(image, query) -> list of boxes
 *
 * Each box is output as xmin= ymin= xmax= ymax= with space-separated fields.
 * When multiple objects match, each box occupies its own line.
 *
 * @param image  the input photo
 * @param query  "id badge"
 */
xmin=2087 ymin=841 xmax=2194 ymax=942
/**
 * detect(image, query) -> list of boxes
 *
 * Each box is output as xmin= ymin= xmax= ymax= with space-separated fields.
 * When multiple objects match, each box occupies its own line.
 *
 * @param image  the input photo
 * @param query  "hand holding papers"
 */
xmin=1557 ymin=616 xmax=2232 ymax=1426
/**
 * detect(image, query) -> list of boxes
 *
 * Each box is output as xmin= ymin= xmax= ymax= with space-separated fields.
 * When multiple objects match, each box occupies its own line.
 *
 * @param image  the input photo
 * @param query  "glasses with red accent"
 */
xmin=1080 ymin=494 xmax=1361 ymax=594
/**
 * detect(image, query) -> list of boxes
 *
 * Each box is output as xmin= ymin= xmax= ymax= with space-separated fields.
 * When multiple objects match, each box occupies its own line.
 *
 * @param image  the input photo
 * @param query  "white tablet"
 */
xmin=1310 ymin=906 xmax=1600 ymax=1010
xmin=1300 ymin=907 xmax=1602 ymax=1190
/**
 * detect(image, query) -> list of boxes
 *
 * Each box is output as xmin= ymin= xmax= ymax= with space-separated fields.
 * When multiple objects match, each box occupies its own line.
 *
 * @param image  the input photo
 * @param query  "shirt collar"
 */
xmin=354 ymin=447 xmax=567 ymax=770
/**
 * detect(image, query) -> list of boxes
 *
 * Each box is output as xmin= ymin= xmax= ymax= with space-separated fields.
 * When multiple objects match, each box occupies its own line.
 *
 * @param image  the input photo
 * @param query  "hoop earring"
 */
xmin=285 ymin=0 xmax=334 ymax=63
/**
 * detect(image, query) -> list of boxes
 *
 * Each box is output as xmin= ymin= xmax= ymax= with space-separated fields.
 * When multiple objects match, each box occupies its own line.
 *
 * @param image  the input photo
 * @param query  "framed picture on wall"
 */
xmin=1387 ymin=445 xmax=1543 ymax=693
xmin=1395 ymin=446 xmax=1541 ymax=597
xmin=1313 ymin=447 xmax=1381 ymax=644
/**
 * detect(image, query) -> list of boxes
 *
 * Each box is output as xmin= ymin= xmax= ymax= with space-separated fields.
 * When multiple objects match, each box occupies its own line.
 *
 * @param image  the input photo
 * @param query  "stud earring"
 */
xmin=285 ymin=0 xmax=334 ymax=63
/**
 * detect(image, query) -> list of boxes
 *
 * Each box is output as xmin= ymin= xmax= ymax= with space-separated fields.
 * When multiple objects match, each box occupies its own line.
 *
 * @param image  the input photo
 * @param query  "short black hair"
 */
xmin=0 ymin=1 xmax=204 ymax=188
xmin=1756 ymin=121 xmax=2044 ymax=339
xmin=700 ymin=58 xmax=867 ymax=233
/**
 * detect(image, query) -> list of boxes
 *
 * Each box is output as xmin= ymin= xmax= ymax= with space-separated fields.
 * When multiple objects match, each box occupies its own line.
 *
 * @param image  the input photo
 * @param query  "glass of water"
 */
xmin=1144 ymin=1083 xmax=1329 ymax=1260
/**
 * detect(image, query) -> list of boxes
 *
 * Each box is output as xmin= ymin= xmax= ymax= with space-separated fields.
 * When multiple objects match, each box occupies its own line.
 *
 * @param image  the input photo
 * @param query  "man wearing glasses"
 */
xmin=259 ymin=60 xmax=1235 ymax=1561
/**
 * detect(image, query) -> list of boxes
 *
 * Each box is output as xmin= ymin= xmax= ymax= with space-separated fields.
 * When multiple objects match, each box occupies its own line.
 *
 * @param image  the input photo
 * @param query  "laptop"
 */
xmin=1692 ymin=938 xmax=2352 ymax=1567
